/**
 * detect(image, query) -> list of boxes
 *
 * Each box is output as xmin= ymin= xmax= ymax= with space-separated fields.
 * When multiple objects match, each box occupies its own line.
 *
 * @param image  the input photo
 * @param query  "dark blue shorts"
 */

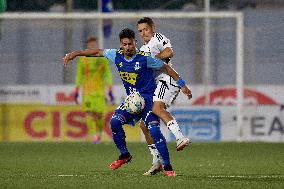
xmin=113 ymin=95 xmax=159 ymax=127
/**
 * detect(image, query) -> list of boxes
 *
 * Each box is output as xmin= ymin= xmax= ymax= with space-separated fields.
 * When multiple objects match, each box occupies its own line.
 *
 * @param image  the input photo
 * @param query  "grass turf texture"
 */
xmin=0 ymin=142 xmax=283 ymax=189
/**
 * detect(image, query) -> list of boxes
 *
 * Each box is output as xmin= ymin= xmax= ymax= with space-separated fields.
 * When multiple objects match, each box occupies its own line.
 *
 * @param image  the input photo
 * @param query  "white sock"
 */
xmin=167 ymin=119 xmax=184 ymax=140
xmin=148 ymin=144 xmax=161 ymax=165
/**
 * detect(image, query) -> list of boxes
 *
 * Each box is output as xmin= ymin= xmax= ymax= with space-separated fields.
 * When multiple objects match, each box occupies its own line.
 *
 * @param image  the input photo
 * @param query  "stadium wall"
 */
xmin=1 ymin=85 xmax=283 ymax=142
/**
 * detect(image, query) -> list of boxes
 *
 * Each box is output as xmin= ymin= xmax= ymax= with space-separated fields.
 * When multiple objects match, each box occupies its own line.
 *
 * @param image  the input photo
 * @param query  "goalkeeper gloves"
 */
xmin=108 ymin=86 xmax=114 ymax=104
xmin=73 ymin=87 xmax=80 ymax=105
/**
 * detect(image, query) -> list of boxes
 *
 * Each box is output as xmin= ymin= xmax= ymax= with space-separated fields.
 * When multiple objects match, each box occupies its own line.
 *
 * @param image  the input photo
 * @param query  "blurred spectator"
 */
xmin=0 ymin=0 xmax=6 ymax=40
xmin=102 ymin=0 xmax=113 ymax=38
xmin=0 ymin=0 xmax=6 ymax=12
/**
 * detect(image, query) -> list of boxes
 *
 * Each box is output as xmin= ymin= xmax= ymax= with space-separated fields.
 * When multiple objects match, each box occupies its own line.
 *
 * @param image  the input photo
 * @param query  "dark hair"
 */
xmin=119 ymin=28 xmax=135 ymax=40
xmin=137 ymin=17 xmax=155 ymax=27
xmin=86 ymin=36 xmax=97 ymax=43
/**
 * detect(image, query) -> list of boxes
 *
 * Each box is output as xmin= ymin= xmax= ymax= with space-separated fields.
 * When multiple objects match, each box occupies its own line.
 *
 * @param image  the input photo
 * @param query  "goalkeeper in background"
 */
xmin=73 ymin=36 xmax=114 ymax=144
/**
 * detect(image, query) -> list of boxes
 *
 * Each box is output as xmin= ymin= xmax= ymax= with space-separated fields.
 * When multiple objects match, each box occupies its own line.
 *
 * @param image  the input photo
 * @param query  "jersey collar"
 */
xmin=123 ymin=48 xmax=139 ymax=62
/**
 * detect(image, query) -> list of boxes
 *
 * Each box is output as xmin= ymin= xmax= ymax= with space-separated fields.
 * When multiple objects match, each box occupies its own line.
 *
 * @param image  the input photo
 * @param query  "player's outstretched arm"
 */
xmin=63 ymin=49 xmax=104 ymax=66
xmin=162 ymin=64 xmax=192 ymax=100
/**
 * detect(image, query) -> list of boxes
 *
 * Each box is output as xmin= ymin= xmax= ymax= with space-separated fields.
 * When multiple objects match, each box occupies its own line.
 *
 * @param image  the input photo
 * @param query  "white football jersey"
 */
xmin=140 ymin=33 xmax=173 ymax=79
xmin=140 ymin=33 xmax=180 ymax=105
xmin=140 ymin=33 xmax=172 ymax=65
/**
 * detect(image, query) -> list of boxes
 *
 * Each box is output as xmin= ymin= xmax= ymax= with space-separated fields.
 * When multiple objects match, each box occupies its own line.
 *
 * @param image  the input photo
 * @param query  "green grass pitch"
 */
xmin=0 ymin=142 xmax=283 ymax=189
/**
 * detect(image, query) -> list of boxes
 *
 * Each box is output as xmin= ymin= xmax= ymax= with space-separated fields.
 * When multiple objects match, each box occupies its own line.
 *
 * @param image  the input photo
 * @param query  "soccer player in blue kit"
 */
xmin=63 ymin=28 xmax=191 ymax=177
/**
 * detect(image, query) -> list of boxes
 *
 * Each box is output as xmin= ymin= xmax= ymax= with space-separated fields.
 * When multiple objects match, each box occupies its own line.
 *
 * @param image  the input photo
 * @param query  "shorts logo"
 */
xmin=134 ymin=62 xmax=141 ymax=70
xmin=119 ymin=71 xmax=138 ymax=85
xmin=158 ymin=80 xmax=169 ymax=99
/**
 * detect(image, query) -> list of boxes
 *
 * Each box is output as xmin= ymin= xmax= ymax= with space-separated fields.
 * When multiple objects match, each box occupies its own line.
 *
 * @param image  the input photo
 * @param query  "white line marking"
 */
xmin=57 ymin=175 xmax=85 ymax=177
xmin=207 ymin=175 xmax=284 ymax=179
xmin=51 ymin=174 xmax=284 ymax=179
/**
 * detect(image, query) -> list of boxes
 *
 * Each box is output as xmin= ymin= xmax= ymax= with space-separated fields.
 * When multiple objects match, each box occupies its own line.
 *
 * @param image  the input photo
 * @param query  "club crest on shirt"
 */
xmin=134 ymin=62 xmax=141 ymax=70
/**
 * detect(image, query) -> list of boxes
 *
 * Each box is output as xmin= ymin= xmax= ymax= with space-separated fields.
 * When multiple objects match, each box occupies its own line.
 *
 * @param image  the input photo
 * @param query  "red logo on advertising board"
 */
xmin=56 ymin=92 xmax=75 ymax=103
xmin=24 ymin=111 xmax=113 ymax=139
xmin=193 ymin=88 xmax=277 ymax=105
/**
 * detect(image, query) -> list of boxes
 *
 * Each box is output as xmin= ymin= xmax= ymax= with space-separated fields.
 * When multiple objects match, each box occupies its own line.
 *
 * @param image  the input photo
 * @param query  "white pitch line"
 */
xmin=207 ymin=175 xmax=284 ymax=179
xmin=53 ymin=174 xmax=283 ymax=179
xmin=57 ymin=175 xmax=85 ymax=177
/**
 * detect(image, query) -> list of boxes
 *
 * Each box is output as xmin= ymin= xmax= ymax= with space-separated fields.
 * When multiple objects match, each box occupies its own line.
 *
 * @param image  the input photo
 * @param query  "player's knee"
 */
xmin=110 ymin=114 xmax=123 ymax=131
xmin=148 ymin=122 xmax=164 ymax=143
xmin=110 ymin=118 xmax=120 ymax=131
xmin=152 ymin=101 xmax=165 ymax=116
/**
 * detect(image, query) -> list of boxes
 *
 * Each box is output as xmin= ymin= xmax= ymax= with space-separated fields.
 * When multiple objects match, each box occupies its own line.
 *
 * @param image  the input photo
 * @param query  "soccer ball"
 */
xmin=124 ymin=92 xmax=145 ymax=114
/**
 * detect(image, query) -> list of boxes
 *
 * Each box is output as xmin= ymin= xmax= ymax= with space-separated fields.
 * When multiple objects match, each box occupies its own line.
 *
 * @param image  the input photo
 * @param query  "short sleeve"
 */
xmin=155 ymin=33 xmax=172 ymax=51
xmin=103 ymin=49 xmax=117 ymax=63
xmin=146 ymin=56 xmax=165 ymax=70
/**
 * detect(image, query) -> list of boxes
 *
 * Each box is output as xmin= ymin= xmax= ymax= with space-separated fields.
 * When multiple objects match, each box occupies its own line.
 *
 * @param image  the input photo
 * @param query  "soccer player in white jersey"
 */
xmin=137 ymin=17 xmax=192 ymax=175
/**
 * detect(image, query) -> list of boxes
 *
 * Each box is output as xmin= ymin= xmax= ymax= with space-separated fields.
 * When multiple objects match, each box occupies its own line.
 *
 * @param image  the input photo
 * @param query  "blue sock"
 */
xmin=148 ymin=123 xmax=171 ymax=167
xmin=110 ymin=115 xmax=128 ymax=156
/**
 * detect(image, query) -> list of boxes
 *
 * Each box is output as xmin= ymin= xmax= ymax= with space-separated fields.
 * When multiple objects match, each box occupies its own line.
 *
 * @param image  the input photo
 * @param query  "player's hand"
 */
xmin=63 ymin=52 xmax=77 ymax=67
xmin=181 ymin=85 xmax=192 ymax=100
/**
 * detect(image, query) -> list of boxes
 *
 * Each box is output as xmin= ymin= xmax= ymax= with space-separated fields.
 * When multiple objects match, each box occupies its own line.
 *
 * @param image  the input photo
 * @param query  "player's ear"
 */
xmin=152 ymin=25 xmax=156 ymax=33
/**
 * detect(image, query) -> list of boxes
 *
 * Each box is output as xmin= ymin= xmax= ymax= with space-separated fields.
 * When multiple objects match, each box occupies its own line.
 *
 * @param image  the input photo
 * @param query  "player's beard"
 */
xmin=125 ymin=49 xmax=135 ymax=57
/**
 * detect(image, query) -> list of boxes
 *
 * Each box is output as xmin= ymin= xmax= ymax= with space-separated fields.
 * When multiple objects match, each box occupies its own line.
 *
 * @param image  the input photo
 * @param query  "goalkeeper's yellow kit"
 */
xmin=75 ymin=56 xmax=112 ymax=113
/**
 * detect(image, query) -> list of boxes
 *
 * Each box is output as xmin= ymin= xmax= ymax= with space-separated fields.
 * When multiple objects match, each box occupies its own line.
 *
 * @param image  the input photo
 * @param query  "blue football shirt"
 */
xmin=103 ymin=49 xmax=164 ymax=97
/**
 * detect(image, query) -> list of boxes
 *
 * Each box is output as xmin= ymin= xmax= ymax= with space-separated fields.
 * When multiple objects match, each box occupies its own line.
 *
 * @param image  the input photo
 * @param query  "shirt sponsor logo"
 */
xmin=119 ymin=72 xmax=138 ymax=85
